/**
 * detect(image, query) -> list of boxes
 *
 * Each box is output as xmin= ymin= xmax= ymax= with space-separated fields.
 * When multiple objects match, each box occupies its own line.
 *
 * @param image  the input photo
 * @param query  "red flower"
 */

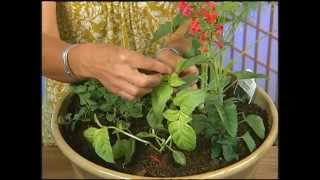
xmin=199 ymin=32 xmax=207 ymax=44
xmin=207 ymin=2 xmax=217 ymax=11
xmin=178 ymin=1 xmax=187 ymax=11
xmin=204 ymin=11 xmax=218 ymax=24
xmin=201 ymin=46 xmax=209 ymax=53
xmin=200 ymin=4 xmax=208 ymax=14
xmin=215 ymin=40 xmax=224 ymax=49
xmin=189 ymin=19 xmax=201 ymax=35
xmin=178 ymin=1 xmax=193 ymax=17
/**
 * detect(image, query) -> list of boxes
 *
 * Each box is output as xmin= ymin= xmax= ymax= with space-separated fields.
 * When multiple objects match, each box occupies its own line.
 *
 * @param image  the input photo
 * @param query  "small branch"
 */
xmin=159 ymin=136 xmax=172 ymax=152
xmin=94 ymin=114 xmax=103 ymax=128
xmin=223 ymin=80 xmax=238 ymax=93
xmin=108 ymin=126 xmax=161 ymax=153
xmin=239 ymin=112 xmax=247 ymax=124
xmin=165 ymin=143 xmax=175 ymax=153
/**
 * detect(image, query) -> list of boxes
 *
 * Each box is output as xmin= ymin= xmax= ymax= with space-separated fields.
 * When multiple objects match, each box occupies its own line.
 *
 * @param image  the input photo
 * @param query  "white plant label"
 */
xmin=236 ymin=69 xmax=257 ymax=104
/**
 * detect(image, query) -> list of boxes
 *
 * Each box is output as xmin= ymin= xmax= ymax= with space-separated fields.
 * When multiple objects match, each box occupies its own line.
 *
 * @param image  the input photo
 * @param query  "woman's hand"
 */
xmin=158 ymin=20 xmax=199 ymax=86
xmin=69 ymin=43 xmax=173 ymax=100
xmin=156 ymin=49 xmax=199 ymax=88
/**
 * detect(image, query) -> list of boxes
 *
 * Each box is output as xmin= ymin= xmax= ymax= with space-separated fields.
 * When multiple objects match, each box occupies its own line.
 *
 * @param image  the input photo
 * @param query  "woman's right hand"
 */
xmin=68 ymin=43 xmax=173 ymax=100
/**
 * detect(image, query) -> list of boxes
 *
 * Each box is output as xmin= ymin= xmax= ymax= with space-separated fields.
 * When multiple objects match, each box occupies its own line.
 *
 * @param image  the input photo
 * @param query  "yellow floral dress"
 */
xmin=42 ymin=2 xmax=178 ymax=145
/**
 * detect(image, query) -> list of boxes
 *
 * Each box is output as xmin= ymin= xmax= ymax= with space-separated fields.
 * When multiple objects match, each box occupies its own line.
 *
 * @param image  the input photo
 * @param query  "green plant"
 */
xmin=62 ymin=1 xmax=268 ymax=167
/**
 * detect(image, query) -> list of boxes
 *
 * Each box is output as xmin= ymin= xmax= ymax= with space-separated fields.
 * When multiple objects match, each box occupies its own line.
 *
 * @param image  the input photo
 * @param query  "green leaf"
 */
xmin=172 ymin=13 xmax=188 ymax=31
xmin=125 ymin=139 xmax=135 ymax=163
xmin=181 ymin=75 xmax=199 ymax=84
xmin=172 ymin=150 xmax=186 ymax=166
xmin=136 ymin=132 xmax=154 ymax=138
xmin=87 ymin=127 xmax=114 ymax=163
xmin=204 ymin=126 xmax=219 ymax=138
xmin=173 ymin=89 xmax=206 ymax=115
xmin=168 ymin=121 xmax=196 ymax=151
xmin=116 ymin=120 xmax=130 ymax=131
xmin=245 ymin=114 xmax=266 ymax=139
xmin=208 ymin=97 xmax=238 ymax=137
xmin=152 ymin=21 xmax=172 ymax=42
xmin=147 ymin=109 xmax=163 ymax=129
xmin=241 ymin=132 xmax=256 ymax=152
xmin=163 ymin=109 xmax=192 ymax=123
xmin=83 ymin=127 xmax=98 ymax=144
xmin=151 ymin=82 xmax=173 ymax=122
xmin=178 ymin=75 xmax=199 ymax=91
xmin=73 ymin=85 xmax=87 ymax=94
xmin=106 ymin=113 xmax=116 ymax=122
xmin=210 ymin=144 xmax=222 ymax=159
xmin=176 ymin=55 xmax=209 ymax=73
xmin=223 ymin=99 xmax=238 ymax=137
xmin=207 ymin=104 xmax=220 ymax=126
xmin=182 ymin=49 xmax=196 ymax=58
xmin=222 ymin=144 xmax=239 ymax=162
xmin=168 ymin=73 xmax=186 ymax=87
xmin=191 ymin=114 xmax=209 ymax=134
xmin=120 ymin=101 xmax=143 ymax=118
xmin=217 ymin=136 xmax=238 ymax=146
xmin=163 ymin=109 xmax=179 ymax=122
xmin=112 ymin=139 xmax=136 ymax=164
xmin=234 ymin=71 xmax=267 ymax=79
xmin=112 ymin=139 xmax=124 ymax=160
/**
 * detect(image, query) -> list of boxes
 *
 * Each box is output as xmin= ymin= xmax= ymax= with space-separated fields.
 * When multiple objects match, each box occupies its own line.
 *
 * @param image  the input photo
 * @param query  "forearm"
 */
xmin=42 ymin=33 xmax=75 ymax=82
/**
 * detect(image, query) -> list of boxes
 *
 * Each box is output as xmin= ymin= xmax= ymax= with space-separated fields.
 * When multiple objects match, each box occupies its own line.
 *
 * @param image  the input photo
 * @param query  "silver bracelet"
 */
xmin=155 ymin=47 xmax=180 ymax=58
xmin=61 ymin=44 xmax=79 ymax=80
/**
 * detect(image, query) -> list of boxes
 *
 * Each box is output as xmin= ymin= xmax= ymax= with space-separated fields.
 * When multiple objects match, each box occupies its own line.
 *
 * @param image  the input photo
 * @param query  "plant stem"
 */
xmin=107 ymin=126 xmax=161 ymax=153
xmin=165 ymin=143 xmax=175 ymax=152
xmin=223 ymin=79 xmax=238 ymax=93
xmin=159 ymin=136 xmax=172 ymax=152
xmin=116 ymin=133 xmax=120 ymax=140
xmin=239 ymin=112 xmax=247 ymax=124
xmin=94 ymin=113 xmax=103 ymax=128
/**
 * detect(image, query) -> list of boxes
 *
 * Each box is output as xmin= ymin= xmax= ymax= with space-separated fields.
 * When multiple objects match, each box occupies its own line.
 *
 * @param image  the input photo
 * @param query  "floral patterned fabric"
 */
xmin=42 ymin=2 xmax=178 ymax=145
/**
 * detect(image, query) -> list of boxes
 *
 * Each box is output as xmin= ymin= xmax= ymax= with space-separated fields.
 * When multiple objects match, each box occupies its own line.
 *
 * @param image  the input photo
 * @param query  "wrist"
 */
xmin=68 ymin=43 xmax=93 ymax=80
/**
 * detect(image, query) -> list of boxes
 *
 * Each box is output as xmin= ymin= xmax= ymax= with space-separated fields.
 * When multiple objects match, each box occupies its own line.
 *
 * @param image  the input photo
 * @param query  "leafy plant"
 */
xmin=61 ymin=1 xmax=268 ymax=167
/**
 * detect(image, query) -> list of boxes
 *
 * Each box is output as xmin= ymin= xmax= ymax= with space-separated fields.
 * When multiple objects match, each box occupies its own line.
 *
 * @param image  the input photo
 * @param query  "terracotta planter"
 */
xmin=51 ymin=87 xmax=278 ymax=179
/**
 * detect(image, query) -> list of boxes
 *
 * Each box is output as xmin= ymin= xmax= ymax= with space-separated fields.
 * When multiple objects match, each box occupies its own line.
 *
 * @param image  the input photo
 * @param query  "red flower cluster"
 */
xmin=178 ymin=1 xmax=193 ymax=17
xmin=178 ymin=1 xmax=224 ymax=49
xmin=189 ymin=19 xmax=201 ymax=35
xmin=204 ymin=11 xmax=218 ymax=24
xmin=207 ymin=1 xmax=217 ymax=11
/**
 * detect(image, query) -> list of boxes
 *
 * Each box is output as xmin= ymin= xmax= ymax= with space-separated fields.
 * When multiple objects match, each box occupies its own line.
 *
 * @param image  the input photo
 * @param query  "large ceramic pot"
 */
xmin=51 ymin=87 xmax=278 ymax=179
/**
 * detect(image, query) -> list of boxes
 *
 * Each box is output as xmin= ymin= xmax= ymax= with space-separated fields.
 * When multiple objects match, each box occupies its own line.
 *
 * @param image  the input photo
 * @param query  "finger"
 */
xmin=129 ymin=70 xmax=163 ymax=88
xmin=131 ymin=55 xmax=173 ymax=74
xmin=180 ymin=65 xmax=199 ymax=77
xmin=98 ymin=75 xmax=138 ymax=100
xmin=102 ymin=80 xmax=135 ymax=100
xmin=118 ymin=91 xmax=135 ymax=101
xmin=114 ymin=66 xmax=163 ymax=88
xmin=107 ymin=74 xmax=152 ymax=97
xmin=156 ymin=49 xmax=182 ymax=70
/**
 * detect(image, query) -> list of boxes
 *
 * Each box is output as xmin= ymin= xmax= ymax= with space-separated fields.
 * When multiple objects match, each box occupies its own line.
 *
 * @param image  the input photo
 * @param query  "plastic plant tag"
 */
xmin=234 ymin=69 xmax=257 ymax=104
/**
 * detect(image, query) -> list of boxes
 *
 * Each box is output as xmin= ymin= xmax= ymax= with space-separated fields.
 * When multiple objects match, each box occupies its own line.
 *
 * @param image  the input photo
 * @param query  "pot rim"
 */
xmin=51 ymin=87 xmax=278 ymax=179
